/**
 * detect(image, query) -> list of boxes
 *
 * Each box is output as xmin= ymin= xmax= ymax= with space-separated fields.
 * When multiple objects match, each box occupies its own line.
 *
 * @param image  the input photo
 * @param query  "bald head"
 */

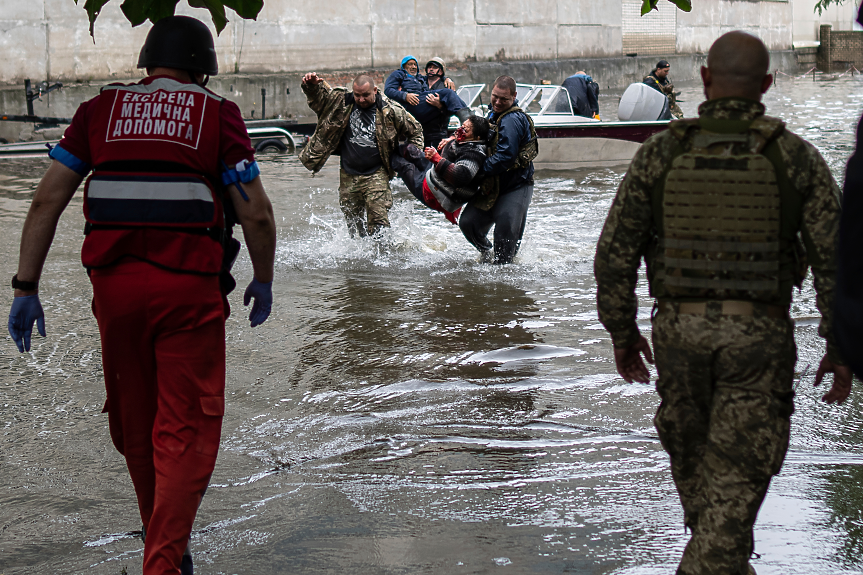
xmin=702 ymin=31 xmax=772 ymax=101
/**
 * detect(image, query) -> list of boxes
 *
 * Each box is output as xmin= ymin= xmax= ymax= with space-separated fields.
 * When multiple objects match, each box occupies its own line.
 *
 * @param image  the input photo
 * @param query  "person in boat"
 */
xmin=459 ymin=75 xmax=537 ymax=264
xmin=421 ymin=57 xmax=470 ymax=148
xmin=561 ymin=71 xmax=600 ymax=119
xmin=391 ymin=115 xmax=490 ymax=224
xmin=596 ymin=31 xmax=850 ymax=575
xmin=6 ymin=16 xmax=277 ymax=575
xmin=644 ymin=60 xmax=683 ymax=119
xmin=299 ymin=72 xmax=423 ymax=237
xmin=384 ymin=55 xmax=470 ymax=148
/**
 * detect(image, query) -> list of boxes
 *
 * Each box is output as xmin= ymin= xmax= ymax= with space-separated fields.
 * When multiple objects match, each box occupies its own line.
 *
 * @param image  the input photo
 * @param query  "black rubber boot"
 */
xmin=181 ymin=551 xmax=194 ymax=575
xmin=455 ymin=107 xmax=472 ymax=124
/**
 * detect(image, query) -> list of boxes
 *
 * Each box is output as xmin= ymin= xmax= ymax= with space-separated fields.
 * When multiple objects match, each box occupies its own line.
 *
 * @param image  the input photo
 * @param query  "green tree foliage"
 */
xmin=814 ymin=0 xmax=851 ymax=14
xmin=77 ymin=0 xmax=263 ymax=38
xmin=641 ymin=0 xmax=692 ymax=15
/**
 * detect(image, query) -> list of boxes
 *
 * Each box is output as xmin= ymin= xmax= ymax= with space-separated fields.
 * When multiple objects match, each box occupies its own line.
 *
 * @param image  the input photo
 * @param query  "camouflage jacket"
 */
xmin=299 ymin=80 xmax=423 ymax=178
xmin=594 ymin=97 xmax=844 ymax=363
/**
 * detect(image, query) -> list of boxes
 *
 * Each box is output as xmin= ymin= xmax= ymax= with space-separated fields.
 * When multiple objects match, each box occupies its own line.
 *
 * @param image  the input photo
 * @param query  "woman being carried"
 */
xmin=391 ymin=115 xmax=490 ymax=224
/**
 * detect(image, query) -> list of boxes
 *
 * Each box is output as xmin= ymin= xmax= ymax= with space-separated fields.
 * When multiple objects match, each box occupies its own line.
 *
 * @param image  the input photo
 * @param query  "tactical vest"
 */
xmin=80 ymin=77 xmax=227 ymax=275
xmin=650 ymin=115 xmax=805 ymax=306
xmin=473 ymin=105 xmax=538 ymax=211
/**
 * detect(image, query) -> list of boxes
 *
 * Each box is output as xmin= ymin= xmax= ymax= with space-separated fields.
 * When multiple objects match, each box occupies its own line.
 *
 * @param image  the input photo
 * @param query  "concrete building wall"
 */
xmin=677 ymin=0 xmax=792 ymax=53
xmin=792 ymin=0 xmax=861 ymax=45
xmin=0 ymin=0 xmax=796 ymax=85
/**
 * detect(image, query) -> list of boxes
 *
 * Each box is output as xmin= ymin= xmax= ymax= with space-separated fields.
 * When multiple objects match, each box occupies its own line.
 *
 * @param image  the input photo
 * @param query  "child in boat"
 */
xmin=390 ymin=115 xmax=490 ymax=224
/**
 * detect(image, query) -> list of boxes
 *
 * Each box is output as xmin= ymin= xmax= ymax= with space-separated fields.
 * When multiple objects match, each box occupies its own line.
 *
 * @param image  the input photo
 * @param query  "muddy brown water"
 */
xmin=2 ymin=76 xmax=863 ymax=575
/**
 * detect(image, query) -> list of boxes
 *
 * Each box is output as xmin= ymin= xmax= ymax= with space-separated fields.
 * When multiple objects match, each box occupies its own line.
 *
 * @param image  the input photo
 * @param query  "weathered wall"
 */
xmin=793 ymin=0 xmax=861 ymax=45
xmin=817 ymin=24 xmax=863 ymax=70
xmin=677 ymin=0 xmax=792 ymax=53
xmin=0 ymin=48 xmax=801 ymax=144
xmin=0 ymin=0 xmax=795 ymax=85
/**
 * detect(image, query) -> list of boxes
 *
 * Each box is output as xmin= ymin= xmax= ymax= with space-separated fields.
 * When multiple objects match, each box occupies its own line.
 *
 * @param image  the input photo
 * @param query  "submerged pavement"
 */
xmin=1 ymin=77 xmax=863 ymax=574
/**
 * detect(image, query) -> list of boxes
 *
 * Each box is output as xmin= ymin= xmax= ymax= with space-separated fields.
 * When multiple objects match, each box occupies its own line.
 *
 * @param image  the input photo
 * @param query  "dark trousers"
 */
xmin=391 ymin=153 xmax=432 ymax=207
xmin=458 ymin=183 xmax=533 ymax=264
xmin=404 ymin=88 xmax=466 ymax=124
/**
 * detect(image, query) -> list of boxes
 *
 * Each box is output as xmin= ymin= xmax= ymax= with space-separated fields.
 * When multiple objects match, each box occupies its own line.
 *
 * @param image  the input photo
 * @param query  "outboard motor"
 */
xmin=618 ymin=83 xmax=671 ymax=122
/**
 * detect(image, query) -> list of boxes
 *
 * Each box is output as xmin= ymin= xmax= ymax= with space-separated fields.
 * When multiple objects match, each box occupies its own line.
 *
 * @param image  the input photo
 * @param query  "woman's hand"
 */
xmin=424 ymin=147 xmax=442 ymax=163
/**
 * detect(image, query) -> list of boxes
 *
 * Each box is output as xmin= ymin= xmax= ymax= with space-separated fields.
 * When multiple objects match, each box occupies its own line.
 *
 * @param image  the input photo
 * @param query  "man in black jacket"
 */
xmin=562 ymin=71 xmax=600 ymax=119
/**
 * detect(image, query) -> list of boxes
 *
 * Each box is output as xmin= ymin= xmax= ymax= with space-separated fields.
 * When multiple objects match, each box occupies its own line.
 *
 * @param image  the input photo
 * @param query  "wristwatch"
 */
xmin=11 ymin=274 xmax=38 ymax=291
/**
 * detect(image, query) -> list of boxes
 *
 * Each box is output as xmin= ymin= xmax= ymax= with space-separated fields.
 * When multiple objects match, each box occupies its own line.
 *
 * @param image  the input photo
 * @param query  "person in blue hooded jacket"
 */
xmin=385 ymin=55 xmax=469 ymax=147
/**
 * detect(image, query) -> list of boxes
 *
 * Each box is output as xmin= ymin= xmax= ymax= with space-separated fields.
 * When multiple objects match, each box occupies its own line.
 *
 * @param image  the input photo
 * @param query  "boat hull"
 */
xmin=534 ymin=137 xmax=643 ymax=170
xmin=533 ymin=121 xmax=668 ymax=170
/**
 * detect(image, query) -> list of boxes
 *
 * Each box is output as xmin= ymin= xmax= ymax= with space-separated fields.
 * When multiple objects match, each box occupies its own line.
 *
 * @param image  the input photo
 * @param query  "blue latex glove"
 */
xmin=243 ymin=278 xmax=272 ymax=327
xmin=8 ymin=295 xmax=46 ymax=352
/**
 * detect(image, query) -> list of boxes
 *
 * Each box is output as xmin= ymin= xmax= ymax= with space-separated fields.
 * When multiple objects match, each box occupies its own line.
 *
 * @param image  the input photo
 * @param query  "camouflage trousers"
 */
xmin=652 ymin=301 xmax=796 ymax=575
xmin=339 ymin=168 xmax=393 ymax=237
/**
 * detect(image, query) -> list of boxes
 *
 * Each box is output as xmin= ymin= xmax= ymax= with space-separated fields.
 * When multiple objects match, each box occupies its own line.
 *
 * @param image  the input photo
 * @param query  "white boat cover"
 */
xmin=618 ymin=83 xmax=670 ymax=122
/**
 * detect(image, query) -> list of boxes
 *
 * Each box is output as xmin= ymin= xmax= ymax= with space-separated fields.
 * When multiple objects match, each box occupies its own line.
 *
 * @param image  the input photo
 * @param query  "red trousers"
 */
xmin=91 ymin=260 xmax=226 ymax=575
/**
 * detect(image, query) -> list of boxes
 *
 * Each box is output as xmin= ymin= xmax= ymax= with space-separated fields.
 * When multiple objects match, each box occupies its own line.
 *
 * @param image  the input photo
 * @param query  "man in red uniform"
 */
xmin=6 ymin=16 xmax=277 ymax=575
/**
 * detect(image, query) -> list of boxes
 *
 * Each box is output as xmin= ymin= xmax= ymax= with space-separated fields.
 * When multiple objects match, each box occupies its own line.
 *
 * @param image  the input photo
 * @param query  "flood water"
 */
xmin=2 ymin=75 xmax=863 ymax=575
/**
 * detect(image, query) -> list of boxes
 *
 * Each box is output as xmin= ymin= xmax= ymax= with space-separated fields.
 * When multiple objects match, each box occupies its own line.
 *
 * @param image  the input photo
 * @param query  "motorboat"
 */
xmin=0 ymin=122 xmax=300 ymax=160
xmin=0 ymin=82 xmax=669 ymax=170
xmin=451 ymin=83 xmax=668 ymax=170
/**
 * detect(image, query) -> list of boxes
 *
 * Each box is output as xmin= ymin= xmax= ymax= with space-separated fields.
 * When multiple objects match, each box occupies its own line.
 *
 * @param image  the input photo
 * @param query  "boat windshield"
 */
xmin=522 ymin=87 xmax=553 ymax=114
xmin=515 ymin=84 xmax=534 ymax=106
xmin=544 ymin=88 xmax=574 ymax=115
xmin=456 ymin=84 xmax=485 ymax=107
xmin=522 ymin=87 xmax=574 ymax=116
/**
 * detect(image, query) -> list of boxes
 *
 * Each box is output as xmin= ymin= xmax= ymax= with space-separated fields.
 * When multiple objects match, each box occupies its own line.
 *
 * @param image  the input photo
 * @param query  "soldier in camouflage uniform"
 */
xmin=644 ymin=60 xmax=684 ymax=119
xmin=300 ymin=72 xmax=423 ymax=236
xmin=595 ymin=32 xmax=852 ymax=575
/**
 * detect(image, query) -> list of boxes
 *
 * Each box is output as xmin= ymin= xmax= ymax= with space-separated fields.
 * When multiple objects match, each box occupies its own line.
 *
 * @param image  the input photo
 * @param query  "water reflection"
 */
xmin=1 ymin=77 xmax=863 ymax=574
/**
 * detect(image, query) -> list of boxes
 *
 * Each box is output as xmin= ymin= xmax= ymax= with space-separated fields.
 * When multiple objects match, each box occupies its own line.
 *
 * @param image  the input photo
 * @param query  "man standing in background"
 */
xmin=562 ymin=71 xmax=600 ymax=119
xmin=596 ymin=31 xmax=851 ymax=575
xmin=644 ymin=60 xmax=683 ymax=119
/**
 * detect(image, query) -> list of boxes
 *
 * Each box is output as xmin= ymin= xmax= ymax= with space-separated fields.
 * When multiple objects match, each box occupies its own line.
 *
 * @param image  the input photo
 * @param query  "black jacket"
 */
xmin=562 ymin=74 xmax=599 ymax=118
xmin=836 ymin=110 xmax=863 ymax=378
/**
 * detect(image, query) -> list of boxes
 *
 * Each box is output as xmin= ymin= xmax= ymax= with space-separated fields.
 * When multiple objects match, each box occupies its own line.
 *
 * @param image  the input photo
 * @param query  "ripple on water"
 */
xmin=3 ymin=78 xmax=863 ymax=574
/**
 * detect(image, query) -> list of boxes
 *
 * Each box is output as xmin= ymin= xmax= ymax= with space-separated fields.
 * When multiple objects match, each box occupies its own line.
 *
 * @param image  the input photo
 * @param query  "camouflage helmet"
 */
xmin=425 ymin=57 xmax=446 ymax=76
